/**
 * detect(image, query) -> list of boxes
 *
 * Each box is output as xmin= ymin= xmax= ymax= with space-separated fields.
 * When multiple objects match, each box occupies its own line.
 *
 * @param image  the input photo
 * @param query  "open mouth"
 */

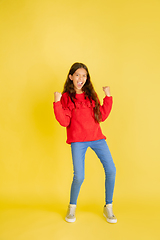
xmin=77 ymin=82 xmax=83 ymax=88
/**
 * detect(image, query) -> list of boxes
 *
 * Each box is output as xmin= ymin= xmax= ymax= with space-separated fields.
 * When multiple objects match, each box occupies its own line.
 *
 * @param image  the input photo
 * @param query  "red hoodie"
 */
xmin=53 ymin=92 xmax=113 ymax=144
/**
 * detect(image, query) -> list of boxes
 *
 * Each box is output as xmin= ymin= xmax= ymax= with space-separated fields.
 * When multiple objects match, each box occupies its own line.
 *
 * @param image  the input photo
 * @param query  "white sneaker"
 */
xmin=65 ymin=204 xmax=76 ymax=223
xmin=103 ymin=204 xmax=117 ymax=223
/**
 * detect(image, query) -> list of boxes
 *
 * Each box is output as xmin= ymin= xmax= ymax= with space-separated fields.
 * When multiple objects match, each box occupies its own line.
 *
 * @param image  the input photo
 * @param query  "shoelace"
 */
xmin=69 ymin=207 xmax=75 ymax=216
xmin=106 ymin=207 xmax=115 ymax=218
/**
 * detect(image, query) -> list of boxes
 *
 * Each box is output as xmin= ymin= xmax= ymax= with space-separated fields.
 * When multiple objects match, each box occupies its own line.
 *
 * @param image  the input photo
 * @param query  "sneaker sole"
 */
xmin=103 ymin=213 xmax=117 ymax=224
xmin=65 ymin=217 xmax=76 ymax=223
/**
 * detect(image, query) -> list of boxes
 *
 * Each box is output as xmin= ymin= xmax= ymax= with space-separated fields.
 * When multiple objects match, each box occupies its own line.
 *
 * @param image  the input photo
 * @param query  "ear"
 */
xmin=69 ymin=74 xmax=73 ymax=81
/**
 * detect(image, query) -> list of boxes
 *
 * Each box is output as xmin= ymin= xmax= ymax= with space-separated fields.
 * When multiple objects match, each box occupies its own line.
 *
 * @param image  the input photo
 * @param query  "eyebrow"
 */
xmin=75 ymin=72 xmax=87 ymax=75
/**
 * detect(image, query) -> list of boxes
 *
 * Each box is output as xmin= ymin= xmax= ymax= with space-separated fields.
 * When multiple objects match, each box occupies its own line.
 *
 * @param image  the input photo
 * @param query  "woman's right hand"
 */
xmin=54 ymin=92 xmax=62 ymax=102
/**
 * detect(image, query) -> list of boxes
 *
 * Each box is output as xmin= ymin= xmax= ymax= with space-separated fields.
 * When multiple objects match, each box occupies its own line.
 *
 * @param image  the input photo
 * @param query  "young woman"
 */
xmin=53 ymin=62 xmax=117 ymax=223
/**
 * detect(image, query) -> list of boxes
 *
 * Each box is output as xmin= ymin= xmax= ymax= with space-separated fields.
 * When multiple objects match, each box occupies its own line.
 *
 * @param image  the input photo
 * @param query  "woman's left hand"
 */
xmin=103 ymin=86 xmax=111 ymax=97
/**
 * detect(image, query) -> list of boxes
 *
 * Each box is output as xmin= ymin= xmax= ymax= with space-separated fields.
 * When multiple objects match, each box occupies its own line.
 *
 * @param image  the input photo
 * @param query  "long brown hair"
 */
xmin=62 ymin=62 xmax=102 ymax=123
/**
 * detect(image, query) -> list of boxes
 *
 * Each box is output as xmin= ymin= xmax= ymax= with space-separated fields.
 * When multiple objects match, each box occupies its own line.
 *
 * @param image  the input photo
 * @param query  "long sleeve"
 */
xmin=100 ymin=96 xmax=113 ymax=122
xmin=53 ymin=101 xmax=71 ymax=127
xmin=53 ymin=92 xmax=112 ymax=144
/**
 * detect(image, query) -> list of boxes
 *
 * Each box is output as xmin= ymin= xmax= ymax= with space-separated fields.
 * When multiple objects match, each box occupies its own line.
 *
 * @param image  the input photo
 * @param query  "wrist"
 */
xmin=55 ymin=99 xmax=60 ymax=103
xmin=105 ymin=93 xmax=111 ymax=97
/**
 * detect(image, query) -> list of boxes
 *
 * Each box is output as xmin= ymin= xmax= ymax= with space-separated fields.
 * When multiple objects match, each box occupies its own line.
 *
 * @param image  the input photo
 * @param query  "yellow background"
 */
xmin=0 ymin=0 xmax=160 ymax=239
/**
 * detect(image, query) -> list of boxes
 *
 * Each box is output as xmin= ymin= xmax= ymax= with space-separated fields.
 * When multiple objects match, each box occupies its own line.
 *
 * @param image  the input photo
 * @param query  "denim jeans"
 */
xmin=70 ymin=139 xmax=116 ymax=205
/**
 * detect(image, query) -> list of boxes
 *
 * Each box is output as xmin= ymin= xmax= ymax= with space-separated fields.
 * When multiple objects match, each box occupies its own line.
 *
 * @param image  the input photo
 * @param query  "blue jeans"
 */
xmin=70 ymin=139 xmax=116 ymax=205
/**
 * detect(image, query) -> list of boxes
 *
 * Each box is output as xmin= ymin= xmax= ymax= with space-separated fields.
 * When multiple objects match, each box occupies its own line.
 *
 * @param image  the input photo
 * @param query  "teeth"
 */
xmin=77 ymin=82 xmax=83 ymax=88
xmin=77 ymin=82 xmax=83 ymax=86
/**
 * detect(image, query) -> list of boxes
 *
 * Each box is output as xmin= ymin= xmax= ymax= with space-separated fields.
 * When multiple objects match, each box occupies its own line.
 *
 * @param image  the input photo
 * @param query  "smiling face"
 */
xmin=69 ymin=68 xmax=87 ymax=94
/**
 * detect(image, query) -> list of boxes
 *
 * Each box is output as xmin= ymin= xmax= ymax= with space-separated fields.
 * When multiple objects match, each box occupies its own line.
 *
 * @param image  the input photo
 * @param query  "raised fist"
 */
xmin=103 ymin=86 xmax=111 ymax=97
xmin=54 ymin=92 xmax=62 ymax=102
